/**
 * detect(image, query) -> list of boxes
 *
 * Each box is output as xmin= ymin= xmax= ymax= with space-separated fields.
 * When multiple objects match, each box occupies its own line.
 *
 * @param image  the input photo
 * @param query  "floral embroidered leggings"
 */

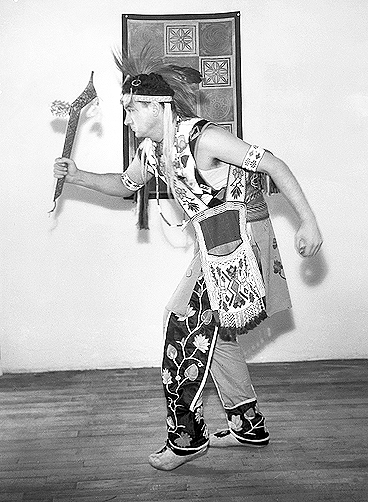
xmin=162 ymin=276 xmax=257 ymax=455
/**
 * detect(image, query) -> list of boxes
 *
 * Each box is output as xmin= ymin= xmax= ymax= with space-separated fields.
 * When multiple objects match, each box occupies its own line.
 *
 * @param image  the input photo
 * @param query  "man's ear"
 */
xmin=151 ymin=101 xmax=161 ymax=117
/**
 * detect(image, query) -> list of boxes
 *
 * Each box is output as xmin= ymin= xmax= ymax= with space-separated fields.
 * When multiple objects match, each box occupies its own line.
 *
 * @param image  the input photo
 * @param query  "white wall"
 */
xmin=1 ymin=0 xmax=367 ymax=373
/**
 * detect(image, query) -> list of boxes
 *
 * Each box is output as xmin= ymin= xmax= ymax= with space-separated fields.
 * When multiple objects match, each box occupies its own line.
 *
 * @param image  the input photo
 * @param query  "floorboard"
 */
xmin=0 ymin=360 xmax=367 ymax=501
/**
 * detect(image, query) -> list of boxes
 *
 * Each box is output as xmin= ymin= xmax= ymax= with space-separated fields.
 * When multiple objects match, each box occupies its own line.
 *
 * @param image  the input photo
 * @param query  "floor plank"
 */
xmin=0 ymin=360 xmax=367 ymax=501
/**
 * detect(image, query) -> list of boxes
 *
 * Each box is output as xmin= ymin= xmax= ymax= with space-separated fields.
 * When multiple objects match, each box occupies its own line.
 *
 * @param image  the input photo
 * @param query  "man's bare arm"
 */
xmin=196 ymin=126 xmax=323 ymax=256
xmin=258 ymin=152 xmax=323 ymax=256
xmin=53 ymin=157 xmax=140 ymax=198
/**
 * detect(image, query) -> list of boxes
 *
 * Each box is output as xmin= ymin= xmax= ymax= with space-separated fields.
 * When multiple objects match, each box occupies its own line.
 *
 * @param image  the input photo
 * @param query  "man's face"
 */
xmin=123 ymin=97 xmax=162 ymax=141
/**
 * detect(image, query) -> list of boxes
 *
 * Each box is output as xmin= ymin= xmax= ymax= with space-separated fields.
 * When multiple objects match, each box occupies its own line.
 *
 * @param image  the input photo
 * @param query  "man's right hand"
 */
xmin=53 ymin=157 xmax=78 ymax=182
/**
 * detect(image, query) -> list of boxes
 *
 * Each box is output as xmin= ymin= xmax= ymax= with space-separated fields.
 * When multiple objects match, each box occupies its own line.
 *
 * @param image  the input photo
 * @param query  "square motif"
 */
xmin=201 ymin=58 xmax=231 ymax=87
xmin=199 ymin=88 xmax=234 ymax=122
xmin=199 ymin=21 xmax=233 ymax=56
xmin=166 ymin=25 xmax=197 ymax=55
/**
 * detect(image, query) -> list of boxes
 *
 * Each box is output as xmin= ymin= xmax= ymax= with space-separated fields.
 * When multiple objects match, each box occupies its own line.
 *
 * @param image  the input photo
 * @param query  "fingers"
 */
xmin=297 ymin=240 xmax=323 ymax=258
xmin=296 ymin=237 xmax=310 ymax=257
xmin=53 ymin=157 xmax=70 ymax=178
xmin=312 ymin=242 xmax=323 ymax=256
xmin=310 ymin=238 xmax=323 ymax=256
xmin=295 ymin=222 xmax=323 ymax=258
xmin=297 ymin=238 xmax=306 ymax=256
xmin=55 ymin=157 xmax=70 ymax=164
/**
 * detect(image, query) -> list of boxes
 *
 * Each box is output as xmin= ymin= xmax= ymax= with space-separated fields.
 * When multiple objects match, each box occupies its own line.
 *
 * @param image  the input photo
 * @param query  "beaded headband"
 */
xmin=133 ymin=95 xmax=173 ymax=102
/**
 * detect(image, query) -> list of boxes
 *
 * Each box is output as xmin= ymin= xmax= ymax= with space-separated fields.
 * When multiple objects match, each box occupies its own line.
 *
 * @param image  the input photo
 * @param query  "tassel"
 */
xmin=137 ymin=183 xmax=150 ymax=229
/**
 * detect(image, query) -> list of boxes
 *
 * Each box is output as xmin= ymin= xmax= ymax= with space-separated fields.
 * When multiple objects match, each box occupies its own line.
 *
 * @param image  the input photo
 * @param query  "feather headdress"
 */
xmin=113 ymin=44 xmax=202 ymax=118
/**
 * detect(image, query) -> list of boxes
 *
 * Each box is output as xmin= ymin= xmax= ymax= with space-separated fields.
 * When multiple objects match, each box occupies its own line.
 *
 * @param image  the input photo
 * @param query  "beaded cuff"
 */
xmin=241 ymin=145 xmax=265 ymax=172
xmin=120 ymin=171 xmax=144 ymax=192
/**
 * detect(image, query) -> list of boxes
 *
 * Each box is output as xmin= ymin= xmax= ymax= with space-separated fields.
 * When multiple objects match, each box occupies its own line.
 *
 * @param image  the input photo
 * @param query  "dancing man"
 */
xmin=54 ymin=49 xmax=322 ymax=471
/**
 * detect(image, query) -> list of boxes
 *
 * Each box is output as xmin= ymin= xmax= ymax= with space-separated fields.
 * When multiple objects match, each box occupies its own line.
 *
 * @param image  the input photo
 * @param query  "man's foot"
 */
xmin=210 ymin=412 xmax=270 ymax=448
xmin=148 ymin=445 xmax=208 ymax=471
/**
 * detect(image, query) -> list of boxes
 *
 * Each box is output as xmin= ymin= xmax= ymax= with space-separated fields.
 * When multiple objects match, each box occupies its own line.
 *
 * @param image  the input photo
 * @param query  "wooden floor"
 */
xmin=0 ymin=360 xmax=367 ymax=502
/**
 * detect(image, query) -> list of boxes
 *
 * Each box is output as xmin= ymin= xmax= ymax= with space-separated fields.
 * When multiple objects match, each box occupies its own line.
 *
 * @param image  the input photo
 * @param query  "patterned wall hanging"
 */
xmin=122 ymin=11 xmax=242 ymax=196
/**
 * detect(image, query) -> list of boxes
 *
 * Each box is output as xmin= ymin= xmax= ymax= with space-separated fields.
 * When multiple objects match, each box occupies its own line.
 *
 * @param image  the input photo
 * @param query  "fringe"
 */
xmin=216 ymin=308 xmax=268 ymax=341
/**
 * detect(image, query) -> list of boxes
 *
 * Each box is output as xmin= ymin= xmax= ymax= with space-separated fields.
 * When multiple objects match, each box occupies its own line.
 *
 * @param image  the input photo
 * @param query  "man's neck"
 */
xmin=150 ymin=113 xmax=179 ymax=143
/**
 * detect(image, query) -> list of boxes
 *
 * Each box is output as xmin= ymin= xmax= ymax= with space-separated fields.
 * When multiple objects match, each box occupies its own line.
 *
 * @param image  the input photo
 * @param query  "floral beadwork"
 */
xmin=274 ymin=259 xmax=286 ymax=280
xmin=162 ymin=277 xmax=217 ymax=452
xmin=173 ymin=180 xmax=201 ymax=214
xmin=229 ymin=166 xmax=245 ymax=200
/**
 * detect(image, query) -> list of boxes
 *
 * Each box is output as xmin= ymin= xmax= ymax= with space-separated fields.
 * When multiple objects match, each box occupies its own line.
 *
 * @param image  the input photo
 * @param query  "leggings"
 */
xmin=162 ymin=277 xmax=257 ymax=455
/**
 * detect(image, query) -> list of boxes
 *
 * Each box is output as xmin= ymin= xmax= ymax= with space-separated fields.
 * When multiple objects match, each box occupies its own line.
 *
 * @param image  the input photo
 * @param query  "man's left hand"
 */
xmin=295 ymin=220 xmax=323 ymax=257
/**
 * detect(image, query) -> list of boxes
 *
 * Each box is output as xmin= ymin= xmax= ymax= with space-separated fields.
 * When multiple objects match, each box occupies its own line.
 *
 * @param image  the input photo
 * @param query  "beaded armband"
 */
xmin=241 ymin=145 xmax=265 ymax=172
xmin=120 ymin=171 xmax=144 ymax=192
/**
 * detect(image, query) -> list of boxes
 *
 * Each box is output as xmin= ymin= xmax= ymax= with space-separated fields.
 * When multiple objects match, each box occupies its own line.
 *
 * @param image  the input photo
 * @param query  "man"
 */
xmin=54 ymin=52 xmax=322 ymax=471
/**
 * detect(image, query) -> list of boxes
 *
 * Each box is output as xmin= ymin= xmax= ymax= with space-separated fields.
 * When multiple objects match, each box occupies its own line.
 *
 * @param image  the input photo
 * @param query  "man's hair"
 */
xmin=122 ymin=73 xmax=174 ymax=98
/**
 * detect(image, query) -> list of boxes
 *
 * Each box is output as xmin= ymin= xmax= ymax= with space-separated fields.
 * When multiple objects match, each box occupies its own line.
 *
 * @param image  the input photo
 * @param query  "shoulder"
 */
xmin=195 ymin=124 xmax=252 ymax=169
xmin=195 ymin=123 xmax=238 ymax=151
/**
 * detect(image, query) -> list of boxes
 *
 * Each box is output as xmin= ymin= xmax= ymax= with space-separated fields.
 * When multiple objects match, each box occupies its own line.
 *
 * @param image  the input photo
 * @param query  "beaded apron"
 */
xmin=171 ymin=121 xmax=268 ymax=338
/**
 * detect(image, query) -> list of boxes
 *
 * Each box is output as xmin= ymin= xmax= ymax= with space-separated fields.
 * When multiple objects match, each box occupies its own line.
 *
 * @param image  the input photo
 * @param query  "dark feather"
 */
xmin=168 ymin=65 xmax=202 ymax=84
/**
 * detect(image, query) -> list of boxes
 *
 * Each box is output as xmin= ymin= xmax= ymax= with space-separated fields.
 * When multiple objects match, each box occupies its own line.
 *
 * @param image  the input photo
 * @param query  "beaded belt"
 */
xmin=203 ymin=186 xmax=269 ymax=224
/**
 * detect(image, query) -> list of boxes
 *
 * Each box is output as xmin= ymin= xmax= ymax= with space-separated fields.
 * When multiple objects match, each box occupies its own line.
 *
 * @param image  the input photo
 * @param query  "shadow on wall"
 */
xmin=50 ymin=181 xmax=132 ymax=215
xmin=240 ymin=192 xmax=329 ymax=358
xmin=267 ymin=192 xmax=328 ymax=286
xmin=240 ymin=309 xmax=295 ymax=360
xmin=50 ymin=100 xmax=104 ymax=139
xmin=49 ymin=106 xmax=133 ymax=216
xmin=299 ymin=251 xmax=328 ymax=287
xmin=240 ymin=249 xmax=328 ymax=360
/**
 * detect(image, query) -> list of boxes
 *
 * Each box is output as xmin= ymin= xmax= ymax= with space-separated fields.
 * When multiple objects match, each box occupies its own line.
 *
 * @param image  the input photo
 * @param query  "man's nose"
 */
xmin=124 ymin=115 xmax=131 ymax=126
